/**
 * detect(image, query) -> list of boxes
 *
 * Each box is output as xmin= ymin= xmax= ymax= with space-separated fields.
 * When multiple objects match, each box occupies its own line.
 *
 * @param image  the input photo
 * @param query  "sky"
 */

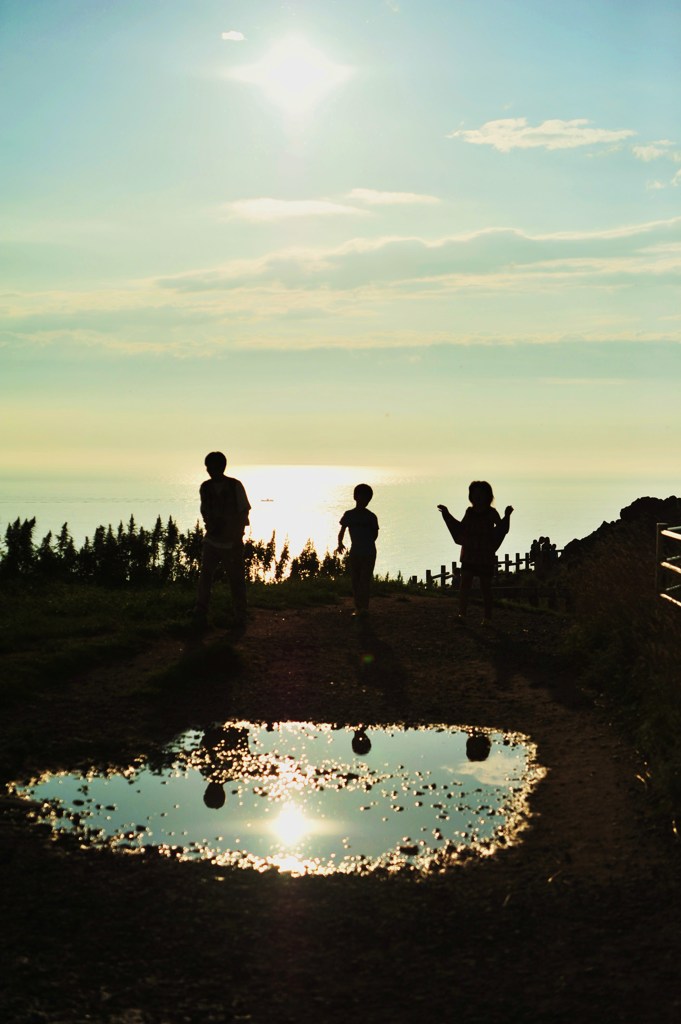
xmin=1 ymin=0 xmax=680 ymax=480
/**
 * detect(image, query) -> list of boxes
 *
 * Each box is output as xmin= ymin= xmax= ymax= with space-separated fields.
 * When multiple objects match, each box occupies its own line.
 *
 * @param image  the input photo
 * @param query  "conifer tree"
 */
xmin=0 ymin=517 xmax=37 ymax=576
xmin=275 ymin=539 xmax=290 ymax=582
xmin=289 ymin=539 xmax=320 ymax=580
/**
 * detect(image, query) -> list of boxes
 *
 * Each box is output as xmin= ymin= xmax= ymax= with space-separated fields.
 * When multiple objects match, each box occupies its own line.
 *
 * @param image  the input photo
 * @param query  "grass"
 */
xmin=0 ymin=573 xmax=417 ymax=703
xmin=0 ymin=579 xmax=195 ymax=703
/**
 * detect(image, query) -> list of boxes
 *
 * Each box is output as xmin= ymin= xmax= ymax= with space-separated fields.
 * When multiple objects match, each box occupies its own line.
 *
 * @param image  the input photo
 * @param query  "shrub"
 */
xmin=566 ymin=520 xmax=681 ymax=820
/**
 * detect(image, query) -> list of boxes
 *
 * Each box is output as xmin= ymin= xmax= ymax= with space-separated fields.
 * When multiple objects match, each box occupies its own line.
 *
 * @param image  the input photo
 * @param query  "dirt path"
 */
xmin=1 ymin=594 xmax=679 ymax=1023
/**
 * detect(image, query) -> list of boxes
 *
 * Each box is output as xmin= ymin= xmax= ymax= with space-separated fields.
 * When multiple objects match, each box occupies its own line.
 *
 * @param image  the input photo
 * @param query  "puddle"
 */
xmin=10 ymin=721 xmax=546 ymax=876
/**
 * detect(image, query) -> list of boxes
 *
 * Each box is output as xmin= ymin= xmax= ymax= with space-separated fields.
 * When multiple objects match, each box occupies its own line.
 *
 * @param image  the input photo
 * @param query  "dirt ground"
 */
xmin=1 ymin=592 xmax=679 ymax=1024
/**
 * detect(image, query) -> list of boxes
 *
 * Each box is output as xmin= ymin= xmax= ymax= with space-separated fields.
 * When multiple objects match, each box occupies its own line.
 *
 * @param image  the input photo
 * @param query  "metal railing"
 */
xmin=656 ymin=523 xmax=681 ymax=609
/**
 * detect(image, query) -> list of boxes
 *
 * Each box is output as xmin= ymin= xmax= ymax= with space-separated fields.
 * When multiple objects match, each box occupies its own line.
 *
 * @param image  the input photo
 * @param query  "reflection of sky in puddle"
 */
xmin=11 ymin=722 xmax=546 ymax=876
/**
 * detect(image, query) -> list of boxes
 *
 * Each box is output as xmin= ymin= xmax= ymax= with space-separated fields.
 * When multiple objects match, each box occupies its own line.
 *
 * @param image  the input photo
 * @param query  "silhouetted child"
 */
xmin=337 ymin=483 xmax=379 ymax=615
xmin=351 ymin=727 xmax=372 ymax=756
xmin=194 ymin=451 xmax=251 ymax=628
xmin=438 ymin=480 xmax=513 ymax=625
xmin=203 ymin=781 xmax=226 ymax=810
xmin=466 ymin=731 xmax=492 ymax=762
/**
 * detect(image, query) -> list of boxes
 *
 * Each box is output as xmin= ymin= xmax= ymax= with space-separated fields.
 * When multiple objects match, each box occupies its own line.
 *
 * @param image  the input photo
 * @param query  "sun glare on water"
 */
xmin=230 ymin=35 xmax=353 ymax=117
xmin=271 ymin=803 xmax=312 ymax=846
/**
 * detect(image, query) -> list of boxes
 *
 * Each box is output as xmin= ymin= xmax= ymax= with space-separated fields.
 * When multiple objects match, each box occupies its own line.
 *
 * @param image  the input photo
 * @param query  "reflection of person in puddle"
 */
xmin=199 ymin=725 xmax=250 ymax=809
xmin=466 ymin=732 xmax=491 ymax=762
xmin=203 ymin=781 xmax=226 ymax=809
xmin=352 ymin=727 xmax=371 ymax=756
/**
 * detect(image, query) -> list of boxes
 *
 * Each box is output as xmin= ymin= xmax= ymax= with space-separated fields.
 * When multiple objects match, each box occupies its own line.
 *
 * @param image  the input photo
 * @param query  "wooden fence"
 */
xmin=656 ymin=523 xmax=681 ymax=609
xmin=410 ymin=549 xmax=562 ymax=588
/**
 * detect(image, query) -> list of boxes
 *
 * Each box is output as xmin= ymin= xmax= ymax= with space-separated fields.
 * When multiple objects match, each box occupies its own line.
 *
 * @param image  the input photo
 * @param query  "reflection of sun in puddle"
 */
xmin=9 ymin=721 xmax=546 ymax=877
xmin=271 ymin=803 xmax=310 ymax=846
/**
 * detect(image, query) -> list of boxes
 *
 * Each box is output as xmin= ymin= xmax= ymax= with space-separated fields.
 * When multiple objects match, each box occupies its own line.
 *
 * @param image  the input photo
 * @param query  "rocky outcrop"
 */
xmin=560 ymin=495 xmax=681 ymax=564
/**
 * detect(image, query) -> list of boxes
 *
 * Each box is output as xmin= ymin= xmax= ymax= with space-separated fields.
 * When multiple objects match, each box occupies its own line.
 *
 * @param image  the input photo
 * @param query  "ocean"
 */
xmin=1 ymin=466 xmax=678 ymax=580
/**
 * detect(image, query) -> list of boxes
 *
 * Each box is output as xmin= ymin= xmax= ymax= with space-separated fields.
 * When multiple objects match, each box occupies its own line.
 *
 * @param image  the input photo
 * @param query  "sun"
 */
xmin=230 ymin=36 xmax=353 ymax=118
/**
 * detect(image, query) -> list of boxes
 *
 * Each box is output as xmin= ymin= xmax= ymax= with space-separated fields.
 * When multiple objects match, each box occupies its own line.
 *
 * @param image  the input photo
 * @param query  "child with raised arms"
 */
xmin=438 ymin=480 xmax=513 ymax=625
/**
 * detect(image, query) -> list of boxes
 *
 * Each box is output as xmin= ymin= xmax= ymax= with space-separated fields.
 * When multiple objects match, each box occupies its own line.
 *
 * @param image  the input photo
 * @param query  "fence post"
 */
xmin=424 ymin=548 xmax=561 ymax=586
xmin=656 ymin=523 xmax=667 ymax=596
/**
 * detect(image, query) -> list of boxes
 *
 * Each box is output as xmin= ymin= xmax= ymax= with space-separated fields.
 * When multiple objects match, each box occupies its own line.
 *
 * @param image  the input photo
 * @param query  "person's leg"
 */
xmin=225 ymin=543 xmax=247 ymax=623
xmin=480 ymin=573 xmax=493 ymax=621
xmin=349 ymin=551 xmax=362 ymax=610
xmin=195 ymin=543 xmax=223 ymax=619
xmin=356 ymin=552 xmax=376 ymax=611
xmin=459 ymin=568 xmax=474 ymax=617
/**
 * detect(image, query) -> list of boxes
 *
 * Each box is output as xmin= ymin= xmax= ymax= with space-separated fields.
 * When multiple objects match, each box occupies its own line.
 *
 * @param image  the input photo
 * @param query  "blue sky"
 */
xmin=2 ymin=0 xmax=680 ymax=477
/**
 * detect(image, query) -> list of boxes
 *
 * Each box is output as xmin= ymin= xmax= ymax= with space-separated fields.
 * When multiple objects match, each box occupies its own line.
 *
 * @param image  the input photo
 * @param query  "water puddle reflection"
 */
xmin=10 ymin=721 xmax=546 ymax=875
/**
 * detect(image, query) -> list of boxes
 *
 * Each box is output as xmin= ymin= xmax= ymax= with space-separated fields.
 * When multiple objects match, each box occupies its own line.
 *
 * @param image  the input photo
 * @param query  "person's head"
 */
xmin=353 ymin=483 xmax=373 ymax=508
xmin=466 ymin=732 xmax=491 ymax=762
xmin=468 ymin=480 xmax=494 ymax=508
xmin=203 ymin=781 xmax=226 ymax=809
xmin=204 ymin=451 xmax=227 ymax=478
xmin=352 ymin=728 xmax=372 ymax=756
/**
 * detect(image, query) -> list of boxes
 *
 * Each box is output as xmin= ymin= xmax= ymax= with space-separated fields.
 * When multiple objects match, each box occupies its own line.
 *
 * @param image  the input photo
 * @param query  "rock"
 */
xmin=560 ymin=495 xmax=681 ymax=564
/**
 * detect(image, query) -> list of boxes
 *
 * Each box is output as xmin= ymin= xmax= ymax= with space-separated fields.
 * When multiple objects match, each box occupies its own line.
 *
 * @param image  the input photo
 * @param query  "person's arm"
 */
xmin=337 ymin=524 xmax=347 ymax=553
xmin=238 ymin=509 xmax=249 ymax=535
xmin=437 ymin=504 xmax=462 ymax=544
xmin=234 ymin=481 xmax=251 ymax=537
xmin=494 ymin=506 xmax=514 ymax=551
xmin=199 ymin=482 xmax=212 ymax=529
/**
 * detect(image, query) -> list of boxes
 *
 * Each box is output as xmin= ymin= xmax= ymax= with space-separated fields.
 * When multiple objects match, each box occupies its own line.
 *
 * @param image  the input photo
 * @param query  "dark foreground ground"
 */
xmin=1 ymin=593 xmax=679 ymax=1024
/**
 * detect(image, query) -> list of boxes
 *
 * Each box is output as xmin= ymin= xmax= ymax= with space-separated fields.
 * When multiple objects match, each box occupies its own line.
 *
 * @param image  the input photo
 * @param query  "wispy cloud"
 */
xmin=448 ymin=117 xmax=635 ymax=152
xmin=4 ymin=217 xmax=680 ymax=354
xmin=633 ymin=141 xmax=675 ymax=162
xmin=221 ymin=30 xmax=245 ymax=42
xmin=222 ymin=197 xmax=364 ymax=221
xmin=455 ymin=751 xmax=524 ymax=786
xmin=222 ymin=190 xmax=439 ymax=220
xmin=348 ymin=188 xmax=440 ymax=205
xmin=158 ymin=216 xmax=681 ymax=292
xmin=633 ymin=140 xmax=681 ymax=189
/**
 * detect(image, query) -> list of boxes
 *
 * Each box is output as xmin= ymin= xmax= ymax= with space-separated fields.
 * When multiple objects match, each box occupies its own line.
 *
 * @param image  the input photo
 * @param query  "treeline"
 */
xmin=0 ymin=517 xmax=347 ymax=586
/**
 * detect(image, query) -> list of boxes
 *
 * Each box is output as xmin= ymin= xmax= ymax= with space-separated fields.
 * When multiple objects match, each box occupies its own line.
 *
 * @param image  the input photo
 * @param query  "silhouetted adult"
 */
xmin=194 ymin=451 xmax=251 ymax=629
xmin=198 ymin=725 xmax=250 ymax=809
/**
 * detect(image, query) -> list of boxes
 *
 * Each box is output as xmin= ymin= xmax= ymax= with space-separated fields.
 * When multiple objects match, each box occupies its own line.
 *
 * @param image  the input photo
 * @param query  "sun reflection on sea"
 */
xmin=243 ymin=465 xmax=389 ymax=562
